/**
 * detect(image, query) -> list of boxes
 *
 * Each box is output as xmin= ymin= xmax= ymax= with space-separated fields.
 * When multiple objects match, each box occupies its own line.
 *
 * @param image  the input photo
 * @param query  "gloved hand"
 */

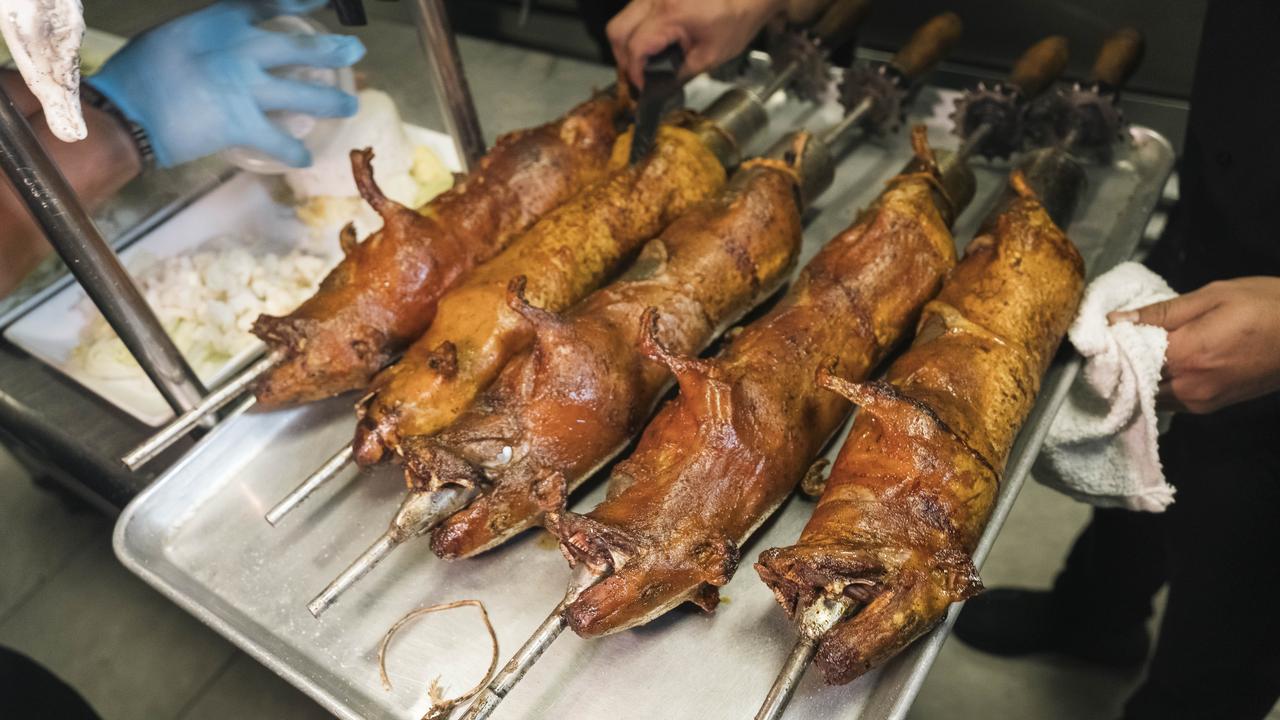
xmin=87 ymin=0 xmax=365 ymax=168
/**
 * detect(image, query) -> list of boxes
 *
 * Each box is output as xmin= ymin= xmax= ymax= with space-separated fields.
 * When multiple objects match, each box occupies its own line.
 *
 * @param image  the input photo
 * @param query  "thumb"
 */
xmin=1107 ymin=293 xmax=1206 ymax=330
xmin=625 ymin=22 xmax=687 ymax=88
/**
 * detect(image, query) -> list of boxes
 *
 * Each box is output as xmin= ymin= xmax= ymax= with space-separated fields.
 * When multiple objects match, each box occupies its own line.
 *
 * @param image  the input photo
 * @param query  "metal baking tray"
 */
xmin=114 ymin=78 xmax=1174 ymax=720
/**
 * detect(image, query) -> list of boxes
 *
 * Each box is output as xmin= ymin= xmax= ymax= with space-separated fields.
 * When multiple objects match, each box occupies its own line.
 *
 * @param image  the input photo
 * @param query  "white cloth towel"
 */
xmin=1034 ymin=262 xmax=1178 ymax=512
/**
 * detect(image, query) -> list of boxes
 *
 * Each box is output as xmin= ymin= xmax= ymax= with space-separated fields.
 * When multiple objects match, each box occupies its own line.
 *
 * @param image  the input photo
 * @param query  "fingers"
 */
xmin=1107 ymin=289 xmax=1217 ymax=330
xmin=607 ymin=0 xmax=690 ymax=88
xmin=235 ymin=113 xmax=313 ymax=167
xmin=607 ymin=0 xmax=654 ymax=80
xmin=239 ymin=30 xmax=366 ymax=69
xmin=254 ymin=76 xmax=359 ymax=117
xmin=1154 ymin=379 xmax=1189 ymax=413
xmin=1155 ymin=310 xmax=1225 ymax=414
xmin=625 ymin=23 xmax=688 ymax=88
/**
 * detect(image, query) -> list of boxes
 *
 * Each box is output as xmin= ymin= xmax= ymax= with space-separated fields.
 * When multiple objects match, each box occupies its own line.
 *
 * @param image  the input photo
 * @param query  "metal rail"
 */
xmin=409 ymin=0 xmax=486 ymax=171
xmin=0 ymin=85 xmax=206 ymax=416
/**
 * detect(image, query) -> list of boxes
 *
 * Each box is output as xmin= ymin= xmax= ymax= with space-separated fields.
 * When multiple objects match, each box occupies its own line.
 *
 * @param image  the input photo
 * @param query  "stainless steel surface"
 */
xmin=764 ymin=129 xmax=835 ymax=209
xmin=757 ymin=637 xmax=819 ymax=720
xmin=114 ymin=64 xmax=1173 ymax=716
xmin=410 ymin=0 xmax=485 ymax=171
xmin=122 ymin=350 xmax=281 ymax=470
xmin=700 ymin=87 xmax=769 ymax=164
xmin=265 ymin=444 xmax=355 ymax=526
xmin=818 ymin=95 xmax=874 ymax=158
xmin=308 ymin=484 xmax=478 ymax=617
xmin=464 ymin=566 xmax=602 ymax=720
xmin=0 ymin=86 xmax=206 ymax=415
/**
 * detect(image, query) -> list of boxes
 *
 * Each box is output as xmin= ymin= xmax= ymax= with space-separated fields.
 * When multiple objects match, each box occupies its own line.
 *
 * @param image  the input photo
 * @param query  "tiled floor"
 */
xmin=10 ymin=442 xmax=1265 ymax=720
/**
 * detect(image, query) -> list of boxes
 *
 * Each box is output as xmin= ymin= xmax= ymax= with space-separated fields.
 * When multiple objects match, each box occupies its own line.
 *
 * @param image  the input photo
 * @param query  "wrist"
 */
xmin=80 ymin=80 xmax=157 ymax=169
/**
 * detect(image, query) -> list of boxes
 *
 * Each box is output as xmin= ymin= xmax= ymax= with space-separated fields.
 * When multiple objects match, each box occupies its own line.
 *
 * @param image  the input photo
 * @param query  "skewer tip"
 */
xmin=308 ymin=533 xmax=401 ymax=617
xmin=306 ymin=486 xmax=479 ymax=617
xmin=265 ymin=444 xmax=355 ymax=525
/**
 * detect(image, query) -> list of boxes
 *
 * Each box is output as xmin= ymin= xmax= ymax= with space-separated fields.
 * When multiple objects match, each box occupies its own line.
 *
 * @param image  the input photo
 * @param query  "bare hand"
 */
xmin=607 ymin=0 xmax=786 ymax=88
xmin=1109 ymin=277 xmax=1280 ymax=413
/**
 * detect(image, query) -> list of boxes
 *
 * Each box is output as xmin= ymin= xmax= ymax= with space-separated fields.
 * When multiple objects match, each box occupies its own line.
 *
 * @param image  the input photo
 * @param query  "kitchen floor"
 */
xmin=7 ymin=445 xmax=1269 ymax=720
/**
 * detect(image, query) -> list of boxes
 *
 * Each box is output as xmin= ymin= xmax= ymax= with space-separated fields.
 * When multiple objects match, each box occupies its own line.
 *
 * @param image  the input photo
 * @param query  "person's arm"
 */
xmin=1109 ymin=276 xmax=1280 ymax=413
xmin=607 ymin=0 xmax=790 ymax=87
xmin=0 ymin=0 xmax=364 ymax=298
xmin=0 ymin=71 xmax=142 ymax=297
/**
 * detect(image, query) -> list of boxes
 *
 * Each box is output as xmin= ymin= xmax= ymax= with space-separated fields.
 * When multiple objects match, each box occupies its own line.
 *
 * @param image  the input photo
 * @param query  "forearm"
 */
xmin=0 ymin=70 xmax=143 ymax=297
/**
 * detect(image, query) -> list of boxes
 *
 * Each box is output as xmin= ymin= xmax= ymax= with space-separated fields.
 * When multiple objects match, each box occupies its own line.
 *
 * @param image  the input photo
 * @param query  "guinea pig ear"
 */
xmin=506 ymin=275 xmax=569 ymax=344
xmin=351 ymin=148 xmax=410 ymax=218
xmin=638 ymin=307 xmax=733 ymax=425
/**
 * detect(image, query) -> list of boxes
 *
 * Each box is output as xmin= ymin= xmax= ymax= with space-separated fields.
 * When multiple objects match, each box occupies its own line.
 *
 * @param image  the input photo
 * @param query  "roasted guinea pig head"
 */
xmin=252 ymin=149 xmax=443 ymax=406
xmin=755 ymin=169 xmax=1085 ymax=685
xmin=250 ymin=88 xmax=629 ymax=408
xmin=546 ymin=128 xmax=975 ymax=639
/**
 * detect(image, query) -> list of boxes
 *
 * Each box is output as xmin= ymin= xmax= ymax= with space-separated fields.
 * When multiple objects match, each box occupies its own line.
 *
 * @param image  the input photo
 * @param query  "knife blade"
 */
xmin=629 ymin=42 xmax=685 ymax=165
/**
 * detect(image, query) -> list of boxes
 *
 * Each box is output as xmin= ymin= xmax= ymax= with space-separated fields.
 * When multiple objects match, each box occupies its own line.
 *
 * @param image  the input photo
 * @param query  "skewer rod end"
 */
xmin=265 ymin=444 xmax=355 ymax=526
xmin=305 ymin=486 xmax=478 ymax=616
xmin=122 ymin=351 xmax=280 ymax=470
xmin=755 ymin=635 xmax=820 ymax=720
xmin=308 ymin=534 xmax=400 ymax=617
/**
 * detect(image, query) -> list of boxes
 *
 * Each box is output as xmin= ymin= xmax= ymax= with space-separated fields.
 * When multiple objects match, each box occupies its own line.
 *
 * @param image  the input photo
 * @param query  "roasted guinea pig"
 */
xmin=351 ymin=117 xmax=730 ymax=466
xmin=755 ymin=169 xmax=1085 ymax=685
xmin=401 ymin=153 xmax=808 ymax=560
xmin=549 ymin=129 xmax=974 ymax=638
xmin=250 ymin=88 xmax=628 ymax=408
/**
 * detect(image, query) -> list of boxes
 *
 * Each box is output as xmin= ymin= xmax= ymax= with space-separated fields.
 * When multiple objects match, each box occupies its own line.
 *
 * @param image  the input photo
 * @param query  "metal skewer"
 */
xmin=757 ymin=0 xmax=871 ymax=102
xmin=947 ymin=34 xmax=1070 ymax=163
xmin=265 ymin=445 xmax=355 ymax=525
xmin=826 ymin=11 xmax=964 ymax=157
xmin=1024 ymin=28 xmax=1145 ymax=163
xmin=306 ymin=483 xmax=476 ymax=616
xmin=756 ymin=596 xmax=857 ymax=720
xmin=462 ymin=565 xmax=602 ymax=720
xmin=122 ymin=350 xmax=283 ymax=469
xmin=755 ymin=30 xmax=1145 ymax=720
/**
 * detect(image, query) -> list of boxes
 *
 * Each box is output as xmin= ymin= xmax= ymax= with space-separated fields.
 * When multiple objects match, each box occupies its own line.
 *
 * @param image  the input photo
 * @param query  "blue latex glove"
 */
xmin=87 ymin=0 xmax=365 ymax=168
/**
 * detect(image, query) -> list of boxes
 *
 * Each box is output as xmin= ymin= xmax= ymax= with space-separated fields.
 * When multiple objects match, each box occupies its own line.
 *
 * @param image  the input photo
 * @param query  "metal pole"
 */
xmin=0 ymin=86 xmax=206 ymax=415
xmin=409 ymin=0 xmax=486 ymax=171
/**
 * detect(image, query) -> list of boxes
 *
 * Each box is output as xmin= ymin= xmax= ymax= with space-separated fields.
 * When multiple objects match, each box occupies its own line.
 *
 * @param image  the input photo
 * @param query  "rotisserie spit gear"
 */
xmin=351 ymin=115 xmax=730 ymax=466
xmin=755 ymin=170 xmax=1085 ymax=685
xmin=549 ymin=128 xmax=974 ymax=637
xmin=250 ymin=88 xmax=629 ymax=407
xmin=405 ymin=149 xmax=809 ymax=560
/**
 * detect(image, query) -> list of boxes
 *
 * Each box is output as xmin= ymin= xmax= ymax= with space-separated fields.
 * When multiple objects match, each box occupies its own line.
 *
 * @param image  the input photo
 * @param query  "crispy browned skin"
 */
xmin=250 ymin=90 xmax=628 ymax=408
xmin=550 ymin=130 xmax=968 ymax=638
xmin=403 ymin=157 xmax=806 ymax=560
xmin=352 ymin=121 xmax=728 ymax=466
xmin=754 ymin=170 xmax=1085 ymax=685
